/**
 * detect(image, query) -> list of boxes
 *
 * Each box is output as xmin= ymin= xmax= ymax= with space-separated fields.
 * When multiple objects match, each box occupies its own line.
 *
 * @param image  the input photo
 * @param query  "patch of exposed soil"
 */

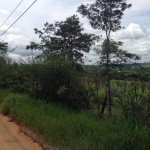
xmin=0 ymin=114 xmax=56 ymax=150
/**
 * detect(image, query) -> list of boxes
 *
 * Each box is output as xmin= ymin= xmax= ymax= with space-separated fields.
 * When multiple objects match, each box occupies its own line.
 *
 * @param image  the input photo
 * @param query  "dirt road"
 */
xmin=0 ymin=113 xmax=44 ymax=150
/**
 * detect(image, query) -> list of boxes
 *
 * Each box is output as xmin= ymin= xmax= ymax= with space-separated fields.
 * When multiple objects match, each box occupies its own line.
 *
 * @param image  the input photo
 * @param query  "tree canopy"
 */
xmin=77 ymin=0 xmax=132 ymax=39
xmin=27 ymin=15 xmax=100 ymax=63
xmin=96 ymin=39 xmax=140 ymax=66
xmin=0 ymin=41 xmax=8 ymax=57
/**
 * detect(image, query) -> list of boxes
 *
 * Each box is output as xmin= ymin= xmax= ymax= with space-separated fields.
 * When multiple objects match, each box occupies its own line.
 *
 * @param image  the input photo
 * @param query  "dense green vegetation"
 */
xmin=0 ymin=89 xmax=150 ymax=150
xmin=84 ymin=64 xmax=150 ymax=81
xmin=1 ymin=51 xmax=150 ymax=149
xmin=0 ymin=0 xmax=150 ymax=149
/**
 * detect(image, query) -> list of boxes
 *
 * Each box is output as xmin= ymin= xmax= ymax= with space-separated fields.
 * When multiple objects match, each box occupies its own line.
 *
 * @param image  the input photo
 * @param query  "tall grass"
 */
xmin=0 ymin=89 xmax=150 ymax=150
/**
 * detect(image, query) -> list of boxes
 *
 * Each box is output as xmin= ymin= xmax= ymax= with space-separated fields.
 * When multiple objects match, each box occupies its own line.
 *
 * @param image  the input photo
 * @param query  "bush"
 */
xmin=114 ymin=81 xmax=150 ymax=126
xmin=0 ymin=57 xmax=18 ymax=89
xmin=10 ymin=55 xmax=90 ymax=111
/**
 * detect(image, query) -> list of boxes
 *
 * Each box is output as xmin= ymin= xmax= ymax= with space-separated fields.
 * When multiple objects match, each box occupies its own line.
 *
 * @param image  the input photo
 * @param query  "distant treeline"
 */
xmin=84 ymin=63 xmax=150 ymax=81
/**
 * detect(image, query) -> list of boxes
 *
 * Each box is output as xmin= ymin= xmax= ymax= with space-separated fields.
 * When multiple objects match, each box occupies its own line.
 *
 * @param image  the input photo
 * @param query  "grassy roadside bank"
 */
xmin=0 ymin=89 xmax=150 ymax=150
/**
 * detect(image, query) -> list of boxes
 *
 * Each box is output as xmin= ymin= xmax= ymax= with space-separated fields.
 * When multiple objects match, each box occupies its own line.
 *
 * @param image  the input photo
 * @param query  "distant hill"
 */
xmin=83 ymin=63 xmax=150 ymax=70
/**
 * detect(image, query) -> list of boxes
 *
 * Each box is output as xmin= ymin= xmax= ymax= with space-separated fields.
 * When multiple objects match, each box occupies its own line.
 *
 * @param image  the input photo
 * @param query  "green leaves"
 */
xmin=77 ymin=0 xmax=132 ymax=37
xmin=26 ymin=15 xmax=100 ymax=63
xmin=0 ymin=41 xmax=8 ymax=56
xmin=96 ymin=39 xmax=140 ymax=66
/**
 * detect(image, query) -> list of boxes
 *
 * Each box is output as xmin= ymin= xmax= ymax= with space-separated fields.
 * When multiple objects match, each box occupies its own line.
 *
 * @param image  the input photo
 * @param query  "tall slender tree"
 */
xmin=77 ymin=0 xmax=140 ymax=116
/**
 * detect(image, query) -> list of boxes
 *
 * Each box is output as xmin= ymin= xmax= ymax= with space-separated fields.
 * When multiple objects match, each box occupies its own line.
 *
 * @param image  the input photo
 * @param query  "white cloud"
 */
xmin=2 ymin=34 xmax=29 ymax=48
xmin=121 ymin=39 xmax=150 ymax=58
xmin=82 ymin=0 xmax=94 ymax=4
xmin=146 ymin=27 xmax=150 ymax=38
xmin=0 ymin=25 xmax=22 ymax=35
xmin=112 ymin=23 xmax=145 ymax=40
xmin=83 ymin=23 xmax=145 ymax=42
xmin=8 ymin=53 xmax=20 ymax=59
xmin=146 ymin=27 xmax=150 ymax=32
xmin=0 ymin=8 xmax=8 ymax=15
xmin=0 ymin=26 xmax=31 ymax=57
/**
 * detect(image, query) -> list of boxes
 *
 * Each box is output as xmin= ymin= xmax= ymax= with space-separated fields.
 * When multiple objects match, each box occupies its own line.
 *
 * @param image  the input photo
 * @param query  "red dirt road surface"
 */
xmin=0 ymin=113 xmax=44 ymax=150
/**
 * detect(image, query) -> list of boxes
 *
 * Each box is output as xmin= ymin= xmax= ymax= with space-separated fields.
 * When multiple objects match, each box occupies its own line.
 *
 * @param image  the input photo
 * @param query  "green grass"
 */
xmin=139 ymin=63 xmax=150 ymax=68
xmin=0 ymin=88 xmax=150 ymax=150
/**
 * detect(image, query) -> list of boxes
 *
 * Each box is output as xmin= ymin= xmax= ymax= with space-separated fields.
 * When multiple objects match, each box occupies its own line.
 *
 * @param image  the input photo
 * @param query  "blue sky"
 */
xmin=0 ymin=0 xmax=150 ymax=64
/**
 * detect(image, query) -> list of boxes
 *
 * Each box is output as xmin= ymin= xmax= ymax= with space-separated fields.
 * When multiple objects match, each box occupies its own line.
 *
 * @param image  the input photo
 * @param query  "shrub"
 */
xmin=10 ymin=55 xmax=90 ymax=111
xmin=114 ymin=81 xmax=150 ymax=126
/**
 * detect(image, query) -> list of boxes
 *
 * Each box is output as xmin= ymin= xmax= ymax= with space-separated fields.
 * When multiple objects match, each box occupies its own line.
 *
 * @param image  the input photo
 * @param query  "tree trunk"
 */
xmin=101 ymin=95 xmax=107 ymax=115
xmin=106 ymin=48 xmax=111 ymax=116
xmin=106 ymin=70 xmax=111 ymax=117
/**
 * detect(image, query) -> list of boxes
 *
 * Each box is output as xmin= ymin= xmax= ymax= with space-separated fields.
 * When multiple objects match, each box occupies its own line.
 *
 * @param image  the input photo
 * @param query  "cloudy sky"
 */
xmin=0 ymin=0 xmax=150 ymax=64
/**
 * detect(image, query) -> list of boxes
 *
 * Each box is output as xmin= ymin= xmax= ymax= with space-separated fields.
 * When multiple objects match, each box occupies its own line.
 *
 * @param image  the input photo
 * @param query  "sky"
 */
xmin=0 ymin=0 xmax=150 ymax=64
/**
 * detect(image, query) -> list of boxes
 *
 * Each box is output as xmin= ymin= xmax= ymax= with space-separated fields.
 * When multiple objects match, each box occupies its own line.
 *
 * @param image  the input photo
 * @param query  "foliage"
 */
xmin=0 ymin=41 xmax=8 ymax=56
xmin=0 ymin=42 xmax=17 ymax=88
xmin=9 ymin=55 xmax=90 ymax=111
xmin=25 ymin=14 xmax=100 ymax=111
xmin=96 ymin=39 xmax=140 ymax=65
xmin=77 ymin=0 xmax=132 ymax=38
xmin=26 ymin=15 xmax=99 ymax=63
xmin=82 ymin=67 xmax=106 ymax=115
xmin=111 ymin=80 xmax=150 ymax=125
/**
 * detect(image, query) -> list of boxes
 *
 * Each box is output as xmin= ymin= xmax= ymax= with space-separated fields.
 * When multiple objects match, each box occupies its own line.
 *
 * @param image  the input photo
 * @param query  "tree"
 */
xmin=77 ymin=0 xmax=132 ymax=40
xmin=97 ymin=40 xmax=140 ymax=113
xmin=0 ymin=41 xmax=8 ymax=57
xmin=77 ymin=0 xmax=140 ymax=116
xmin=0 ymin=41 xmax=8 ymax=67
xmin=27 ymin=15 xmax=99 ymax=63
xmin=0 ymin=41 xmax=11 ymax=88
